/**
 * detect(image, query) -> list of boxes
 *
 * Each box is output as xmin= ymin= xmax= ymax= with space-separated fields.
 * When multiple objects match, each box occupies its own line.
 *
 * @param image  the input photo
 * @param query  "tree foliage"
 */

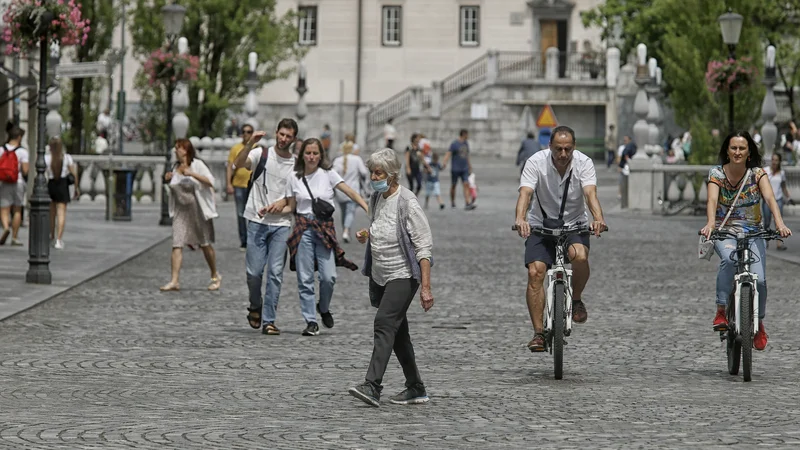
xmin=64 ymin=0 xmax=117 ymax=154
xmin=581 ymin=0 xmax=800 ymax=163
xmin=129 ymin=0 xmax=303 ymax=138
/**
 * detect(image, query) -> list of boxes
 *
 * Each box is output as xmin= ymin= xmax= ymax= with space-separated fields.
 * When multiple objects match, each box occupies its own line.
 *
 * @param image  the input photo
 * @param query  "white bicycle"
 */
xmin=514 ymin=224 xmax=606 ymax=379
xmin=707 ymin=228 xmax=783 ymax=382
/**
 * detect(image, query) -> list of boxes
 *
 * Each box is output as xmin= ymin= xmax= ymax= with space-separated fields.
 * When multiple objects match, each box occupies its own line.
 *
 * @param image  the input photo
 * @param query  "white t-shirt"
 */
xmin=519 ymin=149 xmax=597 ymax=227
xmin=3 ymin=144 xmax=29 ymax=185
xmin=285 ymin=168 xmax=344 ymax=215
xmin=332 ymin=154 xmax=368 ymax=203
xmin=45 ymin=153 xmax=74 ymax=179
xmin=243 ymin=146 xmax=296 ymax=227
xmin=764 ymin=166 xmax=785 ymax=201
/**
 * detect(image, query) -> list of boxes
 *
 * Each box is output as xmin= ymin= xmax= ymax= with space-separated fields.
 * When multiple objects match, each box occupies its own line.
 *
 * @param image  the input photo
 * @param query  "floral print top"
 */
xmin=708 ymin=165 xmax=766 ymax=232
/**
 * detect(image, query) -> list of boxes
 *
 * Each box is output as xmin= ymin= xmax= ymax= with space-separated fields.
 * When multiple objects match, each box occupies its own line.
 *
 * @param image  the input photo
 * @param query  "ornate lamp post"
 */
xmin=26 ymin=12 xmax=55 ymax=284
xmin=158 ymin=2 xmax=187 ymax=226
xmin=296 ymin=61 xmax=308 ymax=123
xmin=718 ymin=10 xmax=743 ymax=135
xmin=760 ymin=45 xmax=778 ymax=156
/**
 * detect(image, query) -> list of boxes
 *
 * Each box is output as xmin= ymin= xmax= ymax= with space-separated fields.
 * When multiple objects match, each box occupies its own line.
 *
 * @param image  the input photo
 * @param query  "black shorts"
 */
xmin=451 ymin=170 xmax=469 ymax=186
xmin=524 ymin=233 xmax=590 ymax=267
xmin=48 ymin=178 xmax=71 ymax=204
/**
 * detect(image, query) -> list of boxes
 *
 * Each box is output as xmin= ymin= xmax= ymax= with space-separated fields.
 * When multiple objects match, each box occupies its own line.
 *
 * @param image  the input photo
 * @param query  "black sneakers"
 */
xmin=302 ymin=322 xmax=320 ymax=336
xmin=348 ymin=382 xmax=380 ymax=407
xmin=389 ymin=384 xmax=430 ymax=405
xmin=317 ymin=303 xmax=334 ymax=328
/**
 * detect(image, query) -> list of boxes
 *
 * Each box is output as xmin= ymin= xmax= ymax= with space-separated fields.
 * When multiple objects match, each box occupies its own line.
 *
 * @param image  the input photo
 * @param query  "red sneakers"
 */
xmin=713 ymin=306 xmax=728 ymax=331
xmin=754 ymin=324 xmax=768 ymax=351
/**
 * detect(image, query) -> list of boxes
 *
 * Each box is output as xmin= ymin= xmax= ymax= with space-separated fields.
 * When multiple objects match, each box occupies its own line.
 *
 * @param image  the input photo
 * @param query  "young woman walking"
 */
xmin=44 ymin=137 xmax=79 ymax=249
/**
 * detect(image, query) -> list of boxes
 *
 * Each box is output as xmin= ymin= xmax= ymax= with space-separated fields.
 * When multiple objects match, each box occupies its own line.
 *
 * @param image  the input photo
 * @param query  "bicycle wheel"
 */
xmin=741 ymin=285 xmax=753 ymax=382
xmin=553 ymin=282 xmax=565 ymax=380
xmin=726 ymin=294 xmax=740 ymax=375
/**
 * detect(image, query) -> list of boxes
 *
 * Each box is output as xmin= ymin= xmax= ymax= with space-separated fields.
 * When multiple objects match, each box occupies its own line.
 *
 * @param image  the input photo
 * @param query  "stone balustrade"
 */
xmin=628 ymin=160 xmax=800 ymax=216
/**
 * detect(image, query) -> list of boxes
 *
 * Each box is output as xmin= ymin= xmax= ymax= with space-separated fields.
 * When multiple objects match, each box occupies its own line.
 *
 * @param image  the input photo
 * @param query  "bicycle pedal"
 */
xmin=564 ymin=329 xmax=572 ymax=337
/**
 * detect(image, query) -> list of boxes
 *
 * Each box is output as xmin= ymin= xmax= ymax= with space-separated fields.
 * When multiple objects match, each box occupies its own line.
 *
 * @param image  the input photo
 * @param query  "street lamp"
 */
xmin=296 ymin=61 xmax=308 ymax=121
xmin=719 ymin=9 xmax=743 ymax=135
xmin=26 ymin=11 xmax=55 ymax=284
xmin=158 ymin=2 xmax=187 ymax=226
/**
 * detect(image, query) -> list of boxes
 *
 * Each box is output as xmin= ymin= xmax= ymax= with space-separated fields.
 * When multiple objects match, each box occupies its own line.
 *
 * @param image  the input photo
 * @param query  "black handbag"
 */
xmin=302 ymin=174 xmax=335 ymax=220
xmin=538 ymin=170 xmax=572 ymax=229
xmin=66 ymin=173 xmax=75 ymax=186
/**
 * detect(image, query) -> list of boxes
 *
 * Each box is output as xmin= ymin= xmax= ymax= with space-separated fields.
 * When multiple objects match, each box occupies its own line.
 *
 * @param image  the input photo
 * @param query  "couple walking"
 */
xmin=234 ymin=119 xmax=366 ymax=336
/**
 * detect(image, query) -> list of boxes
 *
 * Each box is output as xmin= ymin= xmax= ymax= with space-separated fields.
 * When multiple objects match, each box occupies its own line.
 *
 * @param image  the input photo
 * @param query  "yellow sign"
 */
xmin=536 ymin=105 xmax=558 ymax=128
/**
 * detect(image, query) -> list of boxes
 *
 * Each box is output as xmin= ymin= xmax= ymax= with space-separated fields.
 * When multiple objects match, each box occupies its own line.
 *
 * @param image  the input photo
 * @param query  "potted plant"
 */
xmin=705 ymin=57 xmax=758 ymax=93
xmin=1 ymin=0 xmax=90 ymax=55
xmin=142 ymin=48 xmax=199 ymax=88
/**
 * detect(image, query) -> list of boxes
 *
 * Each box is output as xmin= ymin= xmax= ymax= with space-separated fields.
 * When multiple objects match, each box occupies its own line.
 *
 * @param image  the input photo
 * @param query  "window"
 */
xmin=459 ymin=6 xmax=480 ymax=47
xmin=382 ymin=6 xmax=402 ymax=46
xmin=298 ymin=6 xmax=317 ymax=46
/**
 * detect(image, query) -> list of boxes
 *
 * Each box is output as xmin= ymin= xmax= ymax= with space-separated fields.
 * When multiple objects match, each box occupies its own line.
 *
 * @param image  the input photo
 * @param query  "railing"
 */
xmin=367 ymin=88 xmax=413 ymax=130
xmin=496 ymin=51 xmax=606 ymax=82
xmin=441 ymin=54 xmax=488 ymax=103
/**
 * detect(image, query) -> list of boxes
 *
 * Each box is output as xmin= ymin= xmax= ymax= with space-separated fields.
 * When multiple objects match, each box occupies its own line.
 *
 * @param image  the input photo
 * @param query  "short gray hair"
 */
xmin=366 ymin=148 xmax=401 ymax=180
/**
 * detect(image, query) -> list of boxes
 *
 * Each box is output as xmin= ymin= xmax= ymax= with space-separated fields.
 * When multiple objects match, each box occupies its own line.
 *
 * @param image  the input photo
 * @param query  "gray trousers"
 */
xmin=365 ymin=277 xmax=423 ymax=393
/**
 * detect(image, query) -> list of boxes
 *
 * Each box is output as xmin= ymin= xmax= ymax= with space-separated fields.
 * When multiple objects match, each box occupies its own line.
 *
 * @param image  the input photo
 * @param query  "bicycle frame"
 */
xmin=544 ymin=236 xmax=573 ymax=339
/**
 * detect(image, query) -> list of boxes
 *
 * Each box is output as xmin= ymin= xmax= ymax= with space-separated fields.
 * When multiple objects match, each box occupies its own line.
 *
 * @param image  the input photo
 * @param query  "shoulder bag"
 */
xmin=537 ymin=170 xmax=572 ymax=229
xmin=302 ymin=173 xmax=335 ymax=220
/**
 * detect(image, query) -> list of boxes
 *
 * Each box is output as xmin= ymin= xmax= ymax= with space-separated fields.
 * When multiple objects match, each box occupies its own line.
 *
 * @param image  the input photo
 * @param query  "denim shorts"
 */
xmin=425 ymin=181 xmax=440 ymax=196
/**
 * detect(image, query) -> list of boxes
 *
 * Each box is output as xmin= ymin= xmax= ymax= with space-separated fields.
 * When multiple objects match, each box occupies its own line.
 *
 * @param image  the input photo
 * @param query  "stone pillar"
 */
xmin=761 ymin=45 xmax=778 ymax=156
xmin=45 ymin=42 xmax=62 ymax=139
xmin=645 ymin=58 xmax=661 ymax=158
xmin=244 ymin=52 xmax=259 ymax=130
xmin=172 ymin=37 xmax=190 ymax=140
xmin=545 ymin=47 xmax=559 ymax=81
xmin=605 ymin=47 xmax=621 ymax=143
xmin=356 ymin=106 xmax=369 ymax=152
xmin=409 ymin=85 xmax=422 ymax=119
xmin=430 ymin=81 xmax=442 ymax=118
xmin=628 ymin=44 xmax=657 ymax=211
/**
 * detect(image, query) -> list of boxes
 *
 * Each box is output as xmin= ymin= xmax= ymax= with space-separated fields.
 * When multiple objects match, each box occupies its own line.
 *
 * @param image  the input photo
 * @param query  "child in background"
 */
xmin=468 ymin=172 xmax=478 ymax=204
xmin=424 ymin=153 xmax=445 ymax=210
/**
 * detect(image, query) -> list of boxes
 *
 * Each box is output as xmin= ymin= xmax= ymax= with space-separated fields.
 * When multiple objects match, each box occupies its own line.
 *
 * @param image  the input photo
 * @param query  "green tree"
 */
xmin=582 ymin=0 xmax=771 ymax=164
xmin=65 ymin=0 xmax=118 ymax=154
xmin=129 ymin=0 xmax=303 ymax=139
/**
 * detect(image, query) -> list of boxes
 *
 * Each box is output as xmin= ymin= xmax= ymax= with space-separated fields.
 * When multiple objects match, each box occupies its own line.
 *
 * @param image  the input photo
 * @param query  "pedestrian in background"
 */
xmin=516 ymin=131 xmax=539 ymax=174
xmin=348 ymin=148 xmax=434 ymax=407
xmin=226 ymin=124 xmax=254 ymax=251
xmin=320 ymin=123 xmax=332 ymax=154
xmin=0 ymin=126 xmax=28 ymax=246
xmin=160 ymin=138 xmax=221 ymax=292
xmin=332 ymin=140 xmax=369 ymax=243
xmin=763 ymin=153 xmax=791 ymax=250
xmin=423 ymin=152 xmax=445 ymax=210
xmin=44 ymin=137 xmax=79 ymax=249
xmin=283 ymin=138 xmax=368 ymax=336
xmin=405 ymin=133 xmax=423 ymax=195
xmin=605 ymin=124 xmax=616 ymax=169
xmin=441 ymin=128 xmax=476 ymax=210
xmin=384 ymin=118 xmax=397 ymax=150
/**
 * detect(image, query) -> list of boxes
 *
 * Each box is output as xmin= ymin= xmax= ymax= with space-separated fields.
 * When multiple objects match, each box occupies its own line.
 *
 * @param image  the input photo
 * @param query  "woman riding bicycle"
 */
xmin=700 ymin=131 xmax=792 ymax=351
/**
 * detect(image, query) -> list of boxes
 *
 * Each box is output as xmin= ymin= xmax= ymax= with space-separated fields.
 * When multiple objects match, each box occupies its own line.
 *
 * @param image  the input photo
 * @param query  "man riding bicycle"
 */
xmin=514 ymin=126 xmax=607 ymax=352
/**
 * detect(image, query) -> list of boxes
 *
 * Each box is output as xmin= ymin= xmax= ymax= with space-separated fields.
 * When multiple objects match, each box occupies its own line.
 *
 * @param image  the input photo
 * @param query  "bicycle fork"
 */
xmin=545 ymin=268 xmax=574 ymax=337
xmin=733 ymin=273 xmax=760 ymax=335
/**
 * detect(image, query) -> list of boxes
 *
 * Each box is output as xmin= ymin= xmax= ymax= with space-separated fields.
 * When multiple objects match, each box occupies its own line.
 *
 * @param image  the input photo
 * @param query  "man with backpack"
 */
xmin=0 ymin=127 xmax=29 ymax=246
xmin=232 ymin=118 xmax=298 ymax=335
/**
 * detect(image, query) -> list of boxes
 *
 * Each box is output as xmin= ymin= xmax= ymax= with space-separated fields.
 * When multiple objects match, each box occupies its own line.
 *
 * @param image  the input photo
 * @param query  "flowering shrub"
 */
xmin=705 ymin=57 xmax=758 ymax=93
xmin=1 ymin=0 xmax=90 ymax=55
xmin=142 ymin=49 xmax=199 ymax=88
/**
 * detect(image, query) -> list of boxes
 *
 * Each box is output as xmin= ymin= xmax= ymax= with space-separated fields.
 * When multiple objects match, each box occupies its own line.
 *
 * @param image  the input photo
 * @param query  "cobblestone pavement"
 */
xmin=1 ymin=158 xmax=799 ymax=449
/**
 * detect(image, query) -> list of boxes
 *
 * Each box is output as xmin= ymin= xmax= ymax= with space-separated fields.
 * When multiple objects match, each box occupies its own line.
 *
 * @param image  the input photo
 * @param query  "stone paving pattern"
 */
xmin=1 ymin=159 xmax=799 ymax=448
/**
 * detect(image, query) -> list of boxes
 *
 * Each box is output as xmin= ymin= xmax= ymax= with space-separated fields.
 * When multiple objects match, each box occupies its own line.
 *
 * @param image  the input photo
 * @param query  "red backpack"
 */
xmin=0 ymin=145 xmax=19 ymax=184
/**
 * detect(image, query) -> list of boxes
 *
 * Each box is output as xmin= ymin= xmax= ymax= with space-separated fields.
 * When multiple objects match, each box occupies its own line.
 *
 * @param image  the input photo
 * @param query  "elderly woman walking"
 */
xmin=280 ymin=138 xmax=368 ymax=336
xmin=160 ymin=138 xmax=222 ymax=292
xmin=332 ymin=140 xmax=369 ymax=242
xmin=348 ymin=148 xmax=434 ymax=407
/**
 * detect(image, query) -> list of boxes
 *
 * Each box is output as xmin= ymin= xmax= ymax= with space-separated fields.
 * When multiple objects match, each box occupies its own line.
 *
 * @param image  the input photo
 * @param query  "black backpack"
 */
xmin=245 ymin=147 xmax=269 ymax=200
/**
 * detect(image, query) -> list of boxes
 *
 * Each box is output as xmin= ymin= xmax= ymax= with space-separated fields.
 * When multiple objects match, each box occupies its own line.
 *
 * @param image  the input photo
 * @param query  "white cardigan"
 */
xmin=168 ymin=159 xmax=219 ymax=221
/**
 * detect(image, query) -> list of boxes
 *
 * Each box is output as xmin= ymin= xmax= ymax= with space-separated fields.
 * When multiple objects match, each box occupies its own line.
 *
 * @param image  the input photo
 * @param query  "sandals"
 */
xmin=262 ymin=323 xmax=281 ymax=335
xmin=247 ymin=308 xmax=261 ymax=329
xmin=208 ymin=274 xmax=222 ymax=291
xmin=527 ymin=334 xmax=546 ymax=353
xmin=160 ymin=282 xmax=180 ymax=291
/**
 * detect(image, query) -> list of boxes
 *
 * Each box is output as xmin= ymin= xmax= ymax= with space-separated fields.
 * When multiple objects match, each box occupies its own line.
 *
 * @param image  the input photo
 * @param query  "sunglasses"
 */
xmin=242 ymin=130 xmax=254 ymax=135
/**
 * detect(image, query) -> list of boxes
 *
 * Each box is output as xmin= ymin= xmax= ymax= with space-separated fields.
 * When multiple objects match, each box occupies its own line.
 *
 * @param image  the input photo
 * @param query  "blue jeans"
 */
xmin=714 ymin=238 xmax=767 ymax=319
xmin=246 ymin=222 xmax=290 ymax=325
xmin=338 ymin=200 xmax=356 ymax=230
xmin=761 ymin=198 xmax=784 ymax=230
xmin=295 ymin=224 xmax=337 ymax=323
xmin=234 ymin=187 xmax=248 ymax=247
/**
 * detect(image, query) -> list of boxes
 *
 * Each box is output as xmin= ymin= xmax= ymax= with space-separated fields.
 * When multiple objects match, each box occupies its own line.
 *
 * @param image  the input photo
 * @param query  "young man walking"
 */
xmin=233 ymin=119 xmax=298 ymax=335
xmin=441 ymin=129 xmax=475 ymax=210
xmin=0 ymin=127 xmax=28 ymax=246
xmin=226 ymin=124 xmax=255 ymax=250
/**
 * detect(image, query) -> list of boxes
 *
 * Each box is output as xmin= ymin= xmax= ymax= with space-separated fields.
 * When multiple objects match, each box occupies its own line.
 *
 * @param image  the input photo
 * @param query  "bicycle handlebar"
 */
xmin=700 ymin=229 xmax=784 ymax=241
xmin=511 ymin=224 xmax=608 ymax=235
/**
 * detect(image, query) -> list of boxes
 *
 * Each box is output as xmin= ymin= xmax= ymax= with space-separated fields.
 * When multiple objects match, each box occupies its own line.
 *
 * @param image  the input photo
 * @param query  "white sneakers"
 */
xmin=342 ymin=230 xmax=350 ymax=243
xmin=54 ymin=239 xmax=64 ymax=250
